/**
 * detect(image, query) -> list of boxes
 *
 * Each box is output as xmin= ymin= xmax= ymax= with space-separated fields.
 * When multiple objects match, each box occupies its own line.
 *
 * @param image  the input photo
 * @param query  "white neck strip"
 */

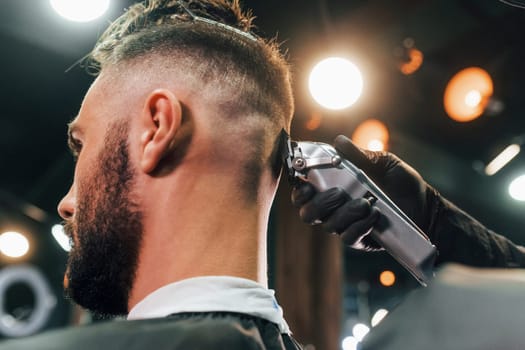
xmin=127 ymin=276 xmax=291 ymax=334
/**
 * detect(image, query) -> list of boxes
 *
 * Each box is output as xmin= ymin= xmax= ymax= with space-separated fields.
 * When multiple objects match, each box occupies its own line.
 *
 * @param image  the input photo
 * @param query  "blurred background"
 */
xmin=0 ymin=0 xmax=524 ymax=349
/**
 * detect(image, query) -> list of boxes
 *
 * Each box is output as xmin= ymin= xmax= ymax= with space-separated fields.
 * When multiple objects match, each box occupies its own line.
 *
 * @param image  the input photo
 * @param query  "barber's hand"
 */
xmin=292 ymin=183 xmax=381 ymax=250
xmin=291 ymin=135 xmax=440 ymax=251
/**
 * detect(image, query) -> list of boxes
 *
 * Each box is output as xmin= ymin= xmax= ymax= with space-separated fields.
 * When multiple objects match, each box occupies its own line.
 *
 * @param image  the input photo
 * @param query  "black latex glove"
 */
xmin=291 ymin=135 xmax=441 ymax=251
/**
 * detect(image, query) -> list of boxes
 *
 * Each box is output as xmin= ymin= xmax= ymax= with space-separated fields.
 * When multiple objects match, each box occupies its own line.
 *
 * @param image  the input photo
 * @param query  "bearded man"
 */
xmin=0 ymin=1 xmax=300 ymax=349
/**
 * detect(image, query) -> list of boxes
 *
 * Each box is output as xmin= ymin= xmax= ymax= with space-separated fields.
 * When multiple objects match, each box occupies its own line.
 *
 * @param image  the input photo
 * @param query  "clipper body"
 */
xmin=284 ymin=138 xmax=437 ymax=286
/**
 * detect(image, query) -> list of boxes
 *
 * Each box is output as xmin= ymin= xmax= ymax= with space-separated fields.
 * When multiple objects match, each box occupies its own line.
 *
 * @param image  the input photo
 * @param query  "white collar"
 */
xmin=127 ymin=276 xmax=291 ymax=334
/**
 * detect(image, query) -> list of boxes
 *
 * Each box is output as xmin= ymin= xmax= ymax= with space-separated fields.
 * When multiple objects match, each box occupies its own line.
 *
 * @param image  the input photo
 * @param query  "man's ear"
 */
xmin=140 ymin=89 xmax=182 ymax=174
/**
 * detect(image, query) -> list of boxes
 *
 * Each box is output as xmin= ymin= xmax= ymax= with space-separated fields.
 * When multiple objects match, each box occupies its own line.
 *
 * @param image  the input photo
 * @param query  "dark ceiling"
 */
xmin=1 ymin=0 xmax=524 ymax=271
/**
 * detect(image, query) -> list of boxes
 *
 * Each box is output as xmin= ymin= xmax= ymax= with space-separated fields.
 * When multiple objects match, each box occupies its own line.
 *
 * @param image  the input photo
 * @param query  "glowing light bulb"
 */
xmin=50 ymin=0 xmax=110 ymax=22
xmin=465 ymin=90 xmax=482 ymax=108
xmin=352 ymin=119 xmax=389 ymax=151
xmin=352 ymin=323 xmax=370 ymax=342
xmin=444 ymin=67 xmax=493 ymax=122
xmin=509 ymin=175 xmax=525 ymax=201
xmin=309 ymin=57 xmax=363 ymax=110
xmin=342 ymin=336 xmax=359 ymax=350
xmin=0 ymin=231 xmax=30 ymax=258
xmin=399 ymin=48 xmax=424 ymax=75
xmin=367 ymin=139 xmax=385 ymax=152
xmin=485 ymin=144 xmax=521 ymax=176
xmin=379 ymin=270 xmax=396 ymax=287
xmin=371 ymin=309 xmax=389 ymax=327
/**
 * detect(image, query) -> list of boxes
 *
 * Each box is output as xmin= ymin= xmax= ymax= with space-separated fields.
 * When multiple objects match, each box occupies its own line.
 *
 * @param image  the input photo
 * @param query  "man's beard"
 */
xmin=64 ymin=121 xmax=143 ymax=317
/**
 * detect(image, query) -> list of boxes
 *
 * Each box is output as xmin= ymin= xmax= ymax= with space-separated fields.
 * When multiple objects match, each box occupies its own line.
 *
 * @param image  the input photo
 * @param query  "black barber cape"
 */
xmin=0 ymin=312 xmax=302 ymax=350
xmin=362 ymin=264 xmax=525 ymax=350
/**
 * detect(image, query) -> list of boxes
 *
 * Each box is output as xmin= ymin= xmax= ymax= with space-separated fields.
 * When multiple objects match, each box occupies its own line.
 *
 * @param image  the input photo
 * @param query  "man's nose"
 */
xmin=58 ymin=185 xmax=75 ymax=220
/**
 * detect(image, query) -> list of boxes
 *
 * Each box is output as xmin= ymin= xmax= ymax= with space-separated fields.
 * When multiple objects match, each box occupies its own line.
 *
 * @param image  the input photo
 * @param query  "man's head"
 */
xmin=58 ymin=0 xmax=294 ymax=316
xmin=90 ymin=0 xmax=294 ymax=187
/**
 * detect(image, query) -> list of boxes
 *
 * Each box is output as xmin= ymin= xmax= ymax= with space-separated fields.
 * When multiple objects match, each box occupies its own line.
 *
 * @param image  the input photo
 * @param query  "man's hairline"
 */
xmin=85 ymin=49 xmax=287 ymax=152
xmin=102 ymin=53 xmax=278 ymax=128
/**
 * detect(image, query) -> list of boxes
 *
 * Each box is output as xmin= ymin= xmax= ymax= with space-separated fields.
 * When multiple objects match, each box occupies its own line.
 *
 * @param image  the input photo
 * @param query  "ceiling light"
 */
xmin=309 ymin=57 xmax=363 ymax=110
xmin=509 ymin=174 xmax=525 ymax=201
xmin=0 ymin=231 xmax=30 ymax=258
xmin=50 ymin=0 xmax=110 ymax=23
xmin=351 ymin=119 xmax=389 ymax=152
xmin=352 ymin=323 xmax=370 ymax=342
xmin=444 ymin=67 xmax=493 ymax=122
xmin=371 ymin=309 xmax=389 ymax=327
xmin=484 ymin=144 xmax=521 ymax=176
xmin=379 ymin=270 xmax=396 ymax=287
xmin=464 ymin=90 xmax=482 ymax=108
xmin=342 ymin=336 xmax=359 ymax=350
xmin=395 ymin=38 xmax=424 ymax=75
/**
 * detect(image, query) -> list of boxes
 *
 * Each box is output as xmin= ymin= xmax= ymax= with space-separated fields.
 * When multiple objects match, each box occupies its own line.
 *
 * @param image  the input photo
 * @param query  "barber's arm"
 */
xmin=292 ymin=135 xmax=525 ymax=267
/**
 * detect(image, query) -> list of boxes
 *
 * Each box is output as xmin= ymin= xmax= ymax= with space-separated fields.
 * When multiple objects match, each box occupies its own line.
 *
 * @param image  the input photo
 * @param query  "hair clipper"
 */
xmin=281 ymin=132 xmax=437 ymax=286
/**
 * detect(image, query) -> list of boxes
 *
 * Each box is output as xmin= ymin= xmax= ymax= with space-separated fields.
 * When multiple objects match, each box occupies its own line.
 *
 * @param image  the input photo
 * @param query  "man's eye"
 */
xmin=69 ymin=138 xmax=83 ymax=159
xmin=73 ymin=141 xmax=83 ymax=157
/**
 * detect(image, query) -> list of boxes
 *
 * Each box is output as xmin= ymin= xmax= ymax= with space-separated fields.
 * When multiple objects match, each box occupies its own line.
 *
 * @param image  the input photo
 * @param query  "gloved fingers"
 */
xmin=334 ymin=135 xmax=397 ymax=177
xmin=334 ymin=135 xmax=374 ymax=171
xmin=334 ymin=135 xmax=409 ymax=189
xmin=321 ymin=198 xmax=372 ymax=234
xmin=340 ymin=207 xmax=381 ymax=246
xmin=291 ymin=182 xmax=316 ymax=208
xmin=299 ymin=187 xmax=348 ymax=224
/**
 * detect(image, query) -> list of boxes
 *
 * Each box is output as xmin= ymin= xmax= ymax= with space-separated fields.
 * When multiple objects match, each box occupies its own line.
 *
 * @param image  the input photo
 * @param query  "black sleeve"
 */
xmin=431 ymin=197 xmax=525 ymax=267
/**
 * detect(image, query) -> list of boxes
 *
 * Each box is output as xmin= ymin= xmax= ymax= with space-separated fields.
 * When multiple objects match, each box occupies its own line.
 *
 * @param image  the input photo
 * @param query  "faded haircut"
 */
xmin=86 ymin=0 xmax=294 ymax=199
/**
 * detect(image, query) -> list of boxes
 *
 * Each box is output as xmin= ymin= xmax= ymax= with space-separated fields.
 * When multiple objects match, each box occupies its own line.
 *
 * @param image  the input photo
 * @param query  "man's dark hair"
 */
xmin=87 ymin=0 xmax=294 ymax=198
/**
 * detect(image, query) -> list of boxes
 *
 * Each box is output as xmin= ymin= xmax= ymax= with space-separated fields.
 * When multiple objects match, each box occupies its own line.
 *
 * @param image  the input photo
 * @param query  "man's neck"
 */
xmin=127 ymin=169 xmax=271 ymax=311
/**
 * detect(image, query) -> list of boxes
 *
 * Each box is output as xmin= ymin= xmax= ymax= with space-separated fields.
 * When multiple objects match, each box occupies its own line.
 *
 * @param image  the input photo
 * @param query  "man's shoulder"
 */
xmin=0 ymin=318 xmax=181 ymax=350
xmin=0 ymin=313 xmax=296 ymax=350
xmin=362 ymin=264 xmax=525 ymax=350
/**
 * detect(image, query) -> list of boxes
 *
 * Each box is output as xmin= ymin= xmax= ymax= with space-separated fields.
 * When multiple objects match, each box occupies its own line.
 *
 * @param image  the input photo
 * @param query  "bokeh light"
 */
xmin=50 ymin=0 xmax=110 ymax=22
xmin=379 ymin=270 xmax=396 ymax=287
xmin=352 ymin=323 xmax=370 ymax=342
xmin=371 ymin=309 xmax=389 ymax=327
xmin=305 ymin=112 xmax=322 ymax=131
xmin=485 ymin=144 xmax=521 ymax=176
xmin=352 ymin=119 xmax=389 ymax=151
xmin=400 ymin=48 xmax=424 ymax=75
xmin=309 ymin=57 xmax=363 ymax=110
xmin=509 ymin=174 xmax=525 ymax=201
xmin=0 ymin=231 xmax=30 ymax=258
xmin=444 ymin=67 xmax=493 ymax=122
xmin=342 ymin=336 xmax=359 ymax=350
xmin=464 ymin=90 xmax=482 ymax=108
